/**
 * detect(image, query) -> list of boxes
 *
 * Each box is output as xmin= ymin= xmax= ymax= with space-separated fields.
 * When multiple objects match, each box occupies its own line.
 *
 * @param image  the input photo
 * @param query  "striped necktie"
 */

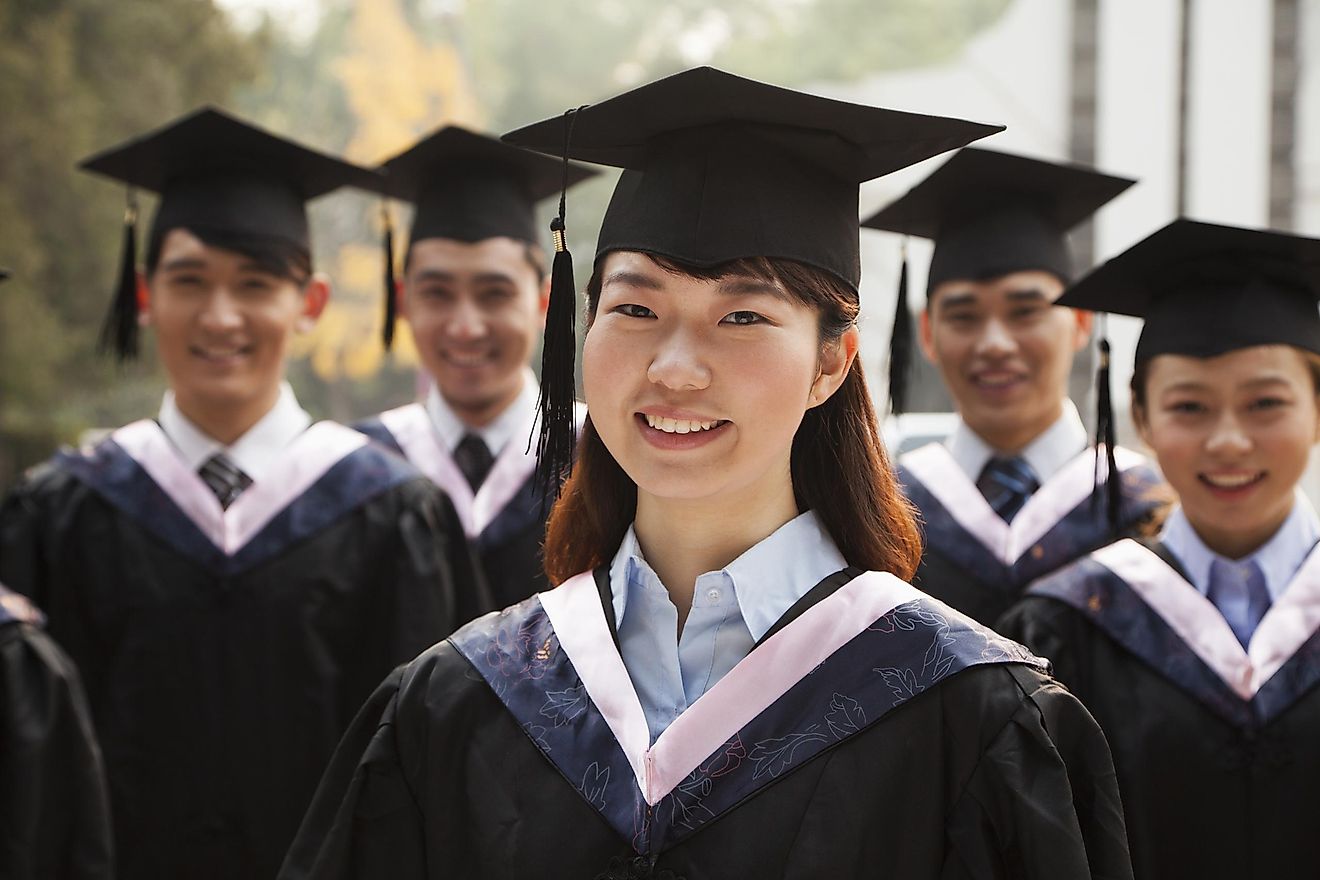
xmin=453 ymin=433 xmax=495 ymax=492
xmin=199 ymin=453 xmax=253 ymax=510
xmin=976 ymin=456 xmax=1040 ymax=523
xmin=1206 ymin=557 xmax=1271 ymax=649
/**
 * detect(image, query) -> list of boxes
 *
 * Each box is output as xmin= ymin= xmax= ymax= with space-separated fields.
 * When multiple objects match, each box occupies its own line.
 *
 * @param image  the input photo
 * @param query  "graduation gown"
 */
xmin=280 ymin=566 xmax=1133 ymax=879
xmin=0 ymin=585 xmax=113 ymax=880
xmin=0 ymin=419 xmax=486 ymax=880
xmin=998 ymin=538 xmax=1320 ymax=880
xmin=356 ymin=401 xmax=557 ymax=610
xmin=898 ymin=443 xmax=1164 ymax=625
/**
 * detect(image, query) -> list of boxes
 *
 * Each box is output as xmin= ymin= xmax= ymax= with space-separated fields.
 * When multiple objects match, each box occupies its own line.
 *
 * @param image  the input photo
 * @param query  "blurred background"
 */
xmin=1 ymin=0 xmax=1317 ymax=490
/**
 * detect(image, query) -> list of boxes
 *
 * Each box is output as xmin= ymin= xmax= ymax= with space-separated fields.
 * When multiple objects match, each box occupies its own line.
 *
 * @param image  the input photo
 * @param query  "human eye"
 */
xmin=610 ymin=303 xmax=656 ymax=319
xmin=1009 ymin=303 xmax=1046 ymax=321
xmin=1166 ymin=399 xmax=1206 ymax=415
xmin=720 ymin=310 xmax=767 ymax=326
xmin=1248 ymin=395 xmax=1290 ymax=412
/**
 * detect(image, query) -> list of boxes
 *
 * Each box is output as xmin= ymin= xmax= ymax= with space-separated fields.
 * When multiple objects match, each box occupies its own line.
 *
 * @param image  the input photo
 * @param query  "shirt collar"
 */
xmin=425 ymin=366 xmax=537 ymax=456
xmin=607 ymin=510 xmax=849 ymax=642
xmin=945 ymin=398 xmax=1087 ymax=483
xmin=157 ymin=382 xmax=311 ymax=481
xmin=1160 ymin=493 xmax=1320 ymax=601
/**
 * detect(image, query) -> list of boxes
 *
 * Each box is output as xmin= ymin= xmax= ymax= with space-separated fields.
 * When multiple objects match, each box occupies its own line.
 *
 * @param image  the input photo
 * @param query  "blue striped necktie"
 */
xmin=1206 ymin=557 xmax=1271 ymax=649
xmin=976 ymin=456 xmax=1040 ymax=523
xmin=199 ymin=453 xmax=253 ymax=510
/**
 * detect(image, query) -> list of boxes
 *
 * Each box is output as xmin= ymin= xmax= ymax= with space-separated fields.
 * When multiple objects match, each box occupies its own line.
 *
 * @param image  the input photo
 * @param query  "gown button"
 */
xmin=706 ymin=588 xmax=721 ymax=603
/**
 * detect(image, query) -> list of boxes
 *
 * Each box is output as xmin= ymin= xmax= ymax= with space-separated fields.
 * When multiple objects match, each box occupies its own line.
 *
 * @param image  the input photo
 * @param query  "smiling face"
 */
xmin=582 ymin=251 xmax=852 ymax=510
xmin=402 ymin=237 xmax=547 ymax=427
xmin=146 ymin=228 xmax=324 ymax=430
xmin=1135 ymin=345 xmax=1320 ymax=559
xmin=919 ymin=270 xmax=1091 ymax=452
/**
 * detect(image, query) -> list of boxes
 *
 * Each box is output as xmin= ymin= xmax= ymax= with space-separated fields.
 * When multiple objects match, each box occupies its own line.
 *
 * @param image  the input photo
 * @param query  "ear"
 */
xmin=297 ymin=273 xmax=331 ymax=332
xmin=809 ymin=326 xmax=859 ymax=408
xmin=135 ymin=270 xmax=152 ymax=327
xmin=917 ymin=306 xmax=938 ymax=364
xmin=537 ymin=273 xmax=551 ymax=328
xmin=1131 ymin=398 xmax=1153 ymax=449
xmin=1070 ymin=307 xmax=1094 ymax=352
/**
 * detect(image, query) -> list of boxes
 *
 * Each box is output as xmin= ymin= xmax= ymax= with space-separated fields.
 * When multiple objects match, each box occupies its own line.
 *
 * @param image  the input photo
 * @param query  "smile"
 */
xmin=190 ymin=344 xmax=252 ymax=362
xmin=643 ymin=414 xmax=728 ymax=434
xmin=1199 ymin=471 xmax=1266 ymax=491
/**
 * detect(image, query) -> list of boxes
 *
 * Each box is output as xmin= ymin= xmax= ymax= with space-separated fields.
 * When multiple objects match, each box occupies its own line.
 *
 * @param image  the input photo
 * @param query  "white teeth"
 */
xmin=1205 ymin=473 xmax=1261 ymax=488
xmin=644 ymin=414 xmax=723 ymax=434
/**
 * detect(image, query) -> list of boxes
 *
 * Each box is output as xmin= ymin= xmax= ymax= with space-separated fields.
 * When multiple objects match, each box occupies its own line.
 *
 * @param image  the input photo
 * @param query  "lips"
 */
xmin=1200 ymin=471 xmax=1266 ymax=490
xmin=190 ymin=344 xmax=252 ymax=364
xmin=634 ymin=411 xmax=731 ymax=450
xmin=970 ymin=370 xmax=1027 ymax=391
xmin=440 ymin=348 xmax=495 ymax=368
xmin=642 ymin=414 xmax=728 ymax=434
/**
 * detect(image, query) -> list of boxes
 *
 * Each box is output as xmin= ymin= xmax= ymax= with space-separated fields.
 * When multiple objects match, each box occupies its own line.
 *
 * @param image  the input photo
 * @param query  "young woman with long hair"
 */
xmin=1000 ymin=219 xmax=1320 ymax=880
xmin=280 ymin=68 xmax=1132 ymax=880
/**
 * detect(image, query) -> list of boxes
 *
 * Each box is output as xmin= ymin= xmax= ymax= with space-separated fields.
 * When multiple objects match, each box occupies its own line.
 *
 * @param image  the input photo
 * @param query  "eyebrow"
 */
xmin=601 ymin=270 xmax=665 ymax=290
xmin=1161 ymin=375 xmax=1293 ymax=394
xmin=413 ymin=269 xmax=519 ymax=285
xmin=1005 ymin=288 xmax=1050 ymax=303
xmin=159 ymin=257 xmax=208 ymax=273
xmin=717 ymin=277 xmax=792 ymax=301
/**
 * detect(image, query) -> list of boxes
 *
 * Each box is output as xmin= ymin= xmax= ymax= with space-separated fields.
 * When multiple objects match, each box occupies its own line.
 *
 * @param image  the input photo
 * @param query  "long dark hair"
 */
xmin=543 ymin=253 xmax=922 ymax=584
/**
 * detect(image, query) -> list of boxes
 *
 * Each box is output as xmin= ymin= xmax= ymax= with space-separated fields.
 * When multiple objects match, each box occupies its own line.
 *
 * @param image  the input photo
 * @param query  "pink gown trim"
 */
xmin=111 ymin=419 xmax=367 ymax=556
xmin=901 ymin=443 xmax=1147 ymax=565
xmin=538 ymin=568 xmax=922 ymax=806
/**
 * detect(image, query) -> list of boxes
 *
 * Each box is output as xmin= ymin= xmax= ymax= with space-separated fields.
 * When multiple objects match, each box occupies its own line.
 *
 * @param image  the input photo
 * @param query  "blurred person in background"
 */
xmin=0 ymin=109 xmax=486 ymax=879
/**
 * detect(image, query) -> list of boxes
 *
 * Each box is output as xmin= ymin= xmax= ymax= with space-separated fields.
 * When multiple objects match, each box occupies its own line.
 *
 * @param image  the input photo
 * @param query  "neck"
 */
xmin=443 ymin=372 xmax=525 ymax=430
xmin=633 ymin=470 xmax=799 ymax=633
xmin=970 ymin=400 xmax=1064 ymax=455
xmin=174 ymin=385 xmax=281 ymax=446
xmin=1188 ymin=504 xmax=1293 ymax=562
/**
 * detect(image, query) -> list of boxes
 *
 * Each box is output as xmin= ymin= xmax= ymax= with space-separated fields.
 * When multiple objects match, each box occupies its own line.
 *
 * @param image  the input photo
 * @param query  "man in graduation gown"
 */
xmin=281 ymin=68 xmax=1132 ymax=880
xmin=1000 ymin=220 xmax=1320 ymax=880
xmin=0 ymin=108 xmax=486 ymax=880
xmin=863 ymin=149 xmax=1164 ymax=625
xmin=0 ymin=583 xmax=113 ymax=880
xmin=355 ymin=128 xmax=595 ymax=609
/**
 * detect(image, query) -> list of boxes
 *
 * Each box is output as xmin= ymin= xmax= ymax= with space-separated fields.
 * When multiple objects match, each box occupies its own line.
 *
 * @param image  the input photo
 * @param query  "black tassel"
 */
xmin=98 ymin=191 xmax=140 ymax=361
xmin=534 ymin=107 xmax=587 ymax=503
xmin=1092 ymin=324 xmax=1122 ymax=536
xmin=887 ymin=240 xmax=913 ymax=416
xmin=381 ymin=203 xmax=398 ymax=350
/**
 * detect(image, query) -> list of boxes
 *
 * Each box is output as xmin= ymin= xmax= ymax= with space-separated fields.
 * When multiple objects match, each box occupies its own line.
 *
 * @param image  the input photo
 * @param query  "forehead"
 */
xmin=598 ymin=250 xmax=784 ymax=296
xmin=929 ymin=269 xmax=1067 ymax=308
xmin=155 ymin=228 xmax=259 ymax=269
xmin=1145 ymin=345 xmax=1312 ymax=388
xmin=408 ymin=236 xmax=538 ymax=282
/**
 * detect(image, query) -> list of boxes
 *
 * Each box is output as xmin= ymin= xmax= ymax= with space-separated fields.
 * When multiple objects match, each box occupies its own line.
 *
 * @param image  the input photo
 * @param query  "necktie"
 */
xmin=976 ymin=456 xmax=1040 ymax=523
xmin=454 ymin=433 xmax=495 ymax=492
xmin=198 ymin=453 xmax=253 ymax=510
xmin=1206 ymin=557 xmax=1271 ymax=649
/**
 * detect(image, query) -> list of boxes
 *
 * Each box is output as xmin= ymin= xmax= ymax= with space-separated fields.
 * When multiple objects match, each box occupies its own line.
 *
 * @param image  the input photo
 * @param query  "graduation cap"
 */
xmin=501 ymin=66 xmax=1004 ymax=496
xmin=1061 ymin=218 xmax=1320 ymax=532
xmin=373 ymin=126 xmax=598 ymax=349
xmin=0 ymin=268 xmax=9 ymax=284
xmin=80 ymin=106 xmax=382 ymax=361
xmin=862 ymin=148 xmax=1136 ymax=414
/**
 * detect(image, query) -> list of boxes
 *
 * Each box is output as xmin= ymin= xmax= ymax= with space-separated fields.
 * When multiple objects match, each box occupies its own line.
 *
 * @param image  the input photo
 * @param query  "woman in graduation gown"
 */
xmin=281 ymin=67 xmax=1132 ymax=880
xmin=999 ymin=220 xmax=1320 ymax=880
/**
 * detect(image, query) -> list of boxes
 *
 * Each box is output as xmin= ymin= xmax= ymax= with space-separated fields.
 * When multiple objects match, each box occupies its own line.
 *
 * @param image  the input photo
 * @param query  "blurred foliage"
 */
xmin=0 ymin=0 xmax=1011 ymax=486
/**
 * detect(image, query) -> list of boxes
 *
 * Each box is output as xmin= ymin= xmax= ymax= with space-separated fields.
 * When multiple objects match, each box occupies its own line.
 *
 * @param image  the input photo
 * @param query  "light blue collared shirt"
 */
xmin=608 ymin=511 xmax=849 ymax=743
xmin=1162 ymin=494 xmax=1320 ymax=630
xmin=945 ymin=399 xmax=1088 ymax=484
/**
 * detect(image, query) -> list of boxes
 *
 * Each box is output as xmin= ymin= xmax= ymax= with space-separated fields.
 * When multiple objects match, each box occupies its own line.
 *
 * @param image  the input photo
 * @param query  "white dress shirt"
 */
xmin=425 ymin=367 xmax=538 ymax=458
xmin=608 ymin=511 xmax=849 ymax=743
xmin=945 ymin=399 xmax=1088 ymax=484
xmin=157 ymin=382 xmax=312 ymax=482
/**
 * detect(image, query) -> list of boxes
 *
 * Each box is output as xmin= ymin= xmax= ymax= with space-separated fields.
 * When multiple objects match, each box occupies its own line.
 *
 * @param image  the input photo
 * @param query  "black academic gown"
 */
xmin=0 ymin=418 xmax=488 ymax=880
xmin=0 ymin=585 xmax=113 ymax=880
xmin=898 ymin=442 xmax=1164 ymax=626
xmin=356 ymin=401 xmax=556 ymax=610
xmin=280 ymin=565 xmax=1132 ymax=880
xmin=998 ymin=538 xmax=1320 ymax=880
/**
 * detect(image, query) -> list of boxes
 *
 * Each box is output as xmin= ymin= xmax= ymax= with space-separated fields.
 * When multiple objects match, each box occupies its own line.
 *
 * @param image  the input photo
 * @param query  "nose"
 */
xmin=973 ymin=317 xmax=1017 ymax=358
xmin=1206 ymin=411 xmax=1252 ymax=457
xmin=647 ymin=327 xmax=712 ymax=392
xmin=197 ymin=287 xmax=244 ymax=333
xmin=445 ymin=297 xmax=488 ymax=342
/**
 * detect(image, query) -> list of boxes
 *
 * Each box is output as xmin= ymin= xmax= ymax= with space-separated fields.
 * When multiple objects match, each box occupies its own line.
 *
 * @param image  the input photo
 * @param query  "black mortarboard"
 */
xmin=501 ymin=66 xmax=1004 ymax=497
xmin=1062 ymin=218 xmax=1320 ymax=533
xmin=862 ymin=148 xmax=1135 ymax=415
xmin=80 ymin=106 xmax=381 ymax=360
xmin=373 ymin=126 xmax=597 ymax=348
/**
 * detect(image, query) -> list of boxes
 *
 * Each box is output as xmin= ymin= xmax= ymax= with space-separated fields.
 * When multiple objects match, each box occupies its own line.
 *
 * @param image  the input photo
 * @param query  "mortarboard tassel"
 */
xmin=534 ymin=106 xmax=587 ymax=504
xmin=1092 ymin=318 xmax=1122 ymax=535
xmin=887 ymin=240 xmax=913 ymax=416
xmin=98 ymin=190 xmax=140 ymax=361
xmin=381 ymin=202 xmax=398 ymax=350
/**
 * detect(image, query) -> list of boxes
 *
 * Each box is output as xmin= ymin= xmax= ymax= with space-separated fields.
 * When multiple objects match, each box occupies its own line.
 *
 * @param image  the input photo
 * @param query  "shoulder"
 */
xmin=2 ymin=450 xmax=95 ymax=515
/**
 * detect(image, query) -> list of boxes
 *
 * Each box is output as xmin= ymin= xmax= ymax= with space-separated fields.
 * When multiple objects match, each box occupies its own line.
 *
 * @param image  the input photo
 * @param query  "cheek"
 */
xmin=581 ymin=326 xmax=637 ymax=409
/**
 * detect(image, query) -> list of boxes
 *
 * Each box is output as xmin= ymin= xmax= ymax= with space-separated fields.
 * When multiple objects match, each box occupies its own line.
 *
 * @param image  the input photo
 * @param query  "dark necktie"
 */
xmin=198 ymin=453 xmax=253 ymax=510
xmin=453 ymin=433 xmax=495 ymax=492
xmin=976 ymin=456 xmax=1040 ymax=523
